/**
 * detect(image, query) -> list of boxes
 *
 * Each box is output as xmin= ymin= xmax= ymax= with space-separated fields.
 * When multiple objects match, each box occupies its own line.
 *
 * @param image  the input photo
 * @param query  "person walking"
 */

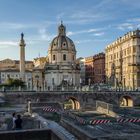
xmin=12 ymin=112 xmax=16 ymax=130
xmin=15 ymin=114 xmax=22 ymax=130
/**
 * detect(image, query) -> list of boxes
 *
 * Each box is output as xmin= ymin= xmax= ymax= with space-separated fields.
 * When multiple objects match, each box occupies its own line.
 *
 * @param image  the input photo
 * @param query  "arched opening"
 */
xmin=120 ymin=96 xmax=133 ymax=107
xmin=63 ymin=97 xmax=80 ymax=110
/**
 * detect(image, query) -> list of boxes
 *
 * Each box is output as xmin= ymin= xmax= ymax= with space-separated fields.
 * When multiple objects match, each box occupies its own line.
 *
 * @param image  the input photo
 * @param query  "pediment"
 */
xmin=1 ymin=58 xmax=15 ymax=64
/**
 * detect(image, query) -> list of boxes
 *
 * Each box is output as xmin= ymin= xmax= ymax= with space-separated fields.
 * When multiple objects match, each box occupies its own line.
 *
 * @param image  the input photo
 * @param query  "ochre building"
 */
xmin=105 ymin=29 xmax=140 ymax=90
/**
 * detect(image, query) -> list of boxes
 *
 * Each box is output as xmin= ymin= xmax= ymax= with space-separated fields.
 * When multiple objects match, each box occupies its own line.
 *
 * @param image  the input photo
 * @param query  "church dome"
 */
xmin=48 ymin=23 xmax=76 ymax=52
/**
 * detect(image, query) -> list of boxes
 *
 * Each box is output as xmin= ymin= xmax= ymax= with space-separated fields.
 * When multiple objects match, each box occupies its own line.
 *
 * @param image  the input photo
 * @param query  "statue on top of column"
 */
xmin=21 ymin=32 xmax=24 ymax=40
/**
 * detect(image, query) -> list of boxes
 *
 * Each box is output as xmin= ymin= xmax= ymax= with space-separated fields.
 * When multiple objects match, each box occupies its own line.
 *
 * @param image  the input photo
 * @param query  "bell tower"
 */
xmin=19 ymin=33 xmax=26 ymax=81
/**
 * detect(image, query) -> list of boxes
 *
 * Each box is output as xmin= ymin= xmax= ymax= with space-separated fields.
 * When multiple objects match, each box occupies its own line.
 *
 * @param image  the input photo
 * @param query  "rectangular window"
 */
xmin=53 ymin=55 xmax=55 ymax=60
xmin=63 ymin=54 xmax=66 ymax=61
xmin=114 ymin=54 xmax=116 ymax=59
xmin=125 ymin=50 xmax=126 ymax=56
xmin=117 ymin=52 xmax=118 ymax=58
xmin=133 ymin=46 xmax=136 ymax=53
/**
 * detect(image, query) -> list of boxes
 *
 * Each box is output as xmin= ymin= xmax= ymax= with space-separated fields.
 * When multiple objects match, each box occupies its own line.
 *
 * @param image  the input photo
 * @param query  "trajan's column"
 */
xmin=19 ymin=33 xmax=26 ymax=81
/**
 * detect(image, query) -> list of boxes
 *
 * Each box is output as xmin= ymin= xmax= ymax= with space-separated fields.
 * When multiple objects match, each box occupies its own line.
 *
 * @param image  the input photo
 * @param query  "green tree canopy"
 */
xmin=7 ymin=78 xmax=25 ymax=88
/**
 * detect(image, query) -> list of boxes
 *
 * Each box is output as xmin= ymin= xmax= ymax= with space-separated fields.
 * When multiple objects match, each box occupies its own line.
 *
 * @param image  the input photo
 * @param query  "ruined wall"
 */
xmin=0 ymin=129 xmax=61 ymax=140
xmin=3 ymin=91 xmax=140 ymax=108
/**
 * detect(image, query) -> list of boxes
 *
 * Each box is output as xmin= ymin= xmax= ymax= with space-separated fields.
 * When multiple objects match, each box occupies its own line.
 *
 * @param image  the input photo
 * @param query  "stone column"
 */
xmin=19 ymin=33 xmax=26 ymax=81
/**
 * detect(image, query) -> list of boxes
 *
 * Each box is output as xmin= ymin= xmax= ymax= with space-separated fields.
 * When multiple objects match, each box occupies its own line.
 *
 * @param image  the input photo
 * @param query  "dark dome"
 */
xmin=48 ymin=36 xmax=76 ymax=51
xmin=48 ymin=23 xmax=76 ymax=52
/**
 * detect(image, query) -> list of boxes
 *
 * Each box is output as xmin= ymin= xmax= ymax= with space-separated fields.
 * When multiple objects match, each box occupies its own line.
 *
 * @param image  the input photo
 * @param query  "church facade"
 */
xmin=45 ymin=23 xmax=80 ymax=90
xmin=0 ymin=23 xmax=80 ymax=91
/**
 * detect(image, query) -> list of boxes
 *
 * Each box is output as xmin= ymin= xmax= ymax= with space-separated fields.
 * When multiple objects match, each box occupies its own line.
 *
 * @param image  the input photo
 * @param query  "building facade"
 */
xmin=85 ymin=56 xmax=94 ymax=85
xmin=93 ymin=53 xmax=105 ymax=84
xmin=32 ymin=57 xmax=47 ymax=91
xmin=85 ymin=53 xmax=105 ymax=85
xmin=45 ymin=23 xmax=80 ymax=90
xmin=0 ymin=34 xmax=34 ymax=90
xmin=0 ymin=23 xmax=81 ymax=91
xmin=0 ymin=69 xmax=32 ymax=90
xmin=105 ymin=29 xmax=140 ymax=90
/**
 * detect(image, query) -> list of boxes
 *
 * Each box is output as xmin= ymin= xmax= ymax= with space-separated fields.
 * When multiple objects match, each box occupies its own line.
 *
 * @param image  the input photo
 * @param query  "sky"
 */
xmin=0 ymin=0 xmax=140 ymax=60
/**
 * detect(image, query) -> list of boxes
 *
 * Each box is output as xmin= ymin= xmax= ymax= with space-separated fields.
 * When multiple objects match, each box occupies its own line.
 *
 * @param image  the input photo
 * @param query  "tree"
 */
xmin=7 ymin=78 xmax=26 ymax=88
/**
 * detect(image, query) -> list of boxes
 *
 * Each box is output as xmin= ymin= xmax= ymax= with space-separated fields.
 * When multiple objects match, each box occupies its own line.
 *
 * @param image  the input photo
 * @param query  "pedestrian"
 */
xmin=15 ymin=114 xmax=22 ymax=130
xmin=12 ymin=112 xmax=16 ymax=130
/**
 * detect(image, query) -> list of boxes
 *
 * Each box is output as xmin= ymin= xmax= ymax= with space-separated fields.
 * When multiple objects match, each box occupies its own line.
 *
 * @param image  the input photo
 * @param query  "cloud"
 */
xmin=0 ymin=22 xmax=35 ymax=30
xmin=64 ymin=19 xmax=93 ymax=25
xmin=115 ymin=17 xmax=140 ymax=31
xmin=38 ymin=28 xmax=55 ymax=42
xmin=117 ymin=18 xmax=140 ymax=31
xmin=88 ymin=29 xmax=101 ymax=33
xmin=56 ymin=13 xmax=65 ymax=21
xmin=67 ymin=30 xmax=85 ymax=36
xmin=67 ymin=31 xmax=74 ymax=36
xmin=67 ymin=30 xmax=86 ymax=36
xmin=67 ymin=28 xmax=104 ymax=36
xmin=67 ymin=13 xmax=111 ymax=25
xmin=75 ymin=39 xmax=92 ymax=44
xmin=117 ymin=23 xmax=134 ymax=30
xmin=70 ymin=11 xmax=100 ymax=20
xmin=121 ymin=0 xmax=140 ymax=8
xmin=75 ymin=38 xmax=109 ymax=44
xmin=62 ymin=0 xmax=139 ymax=27
xmin=0 ymin=41 xmax=18 ymax=48
xmin=127 ymin=18 xmax=140 ymax=23
xmin=92 ymin=32 xmax=105 ymax=36
xmin=0 ymin=23 xmax=26 ymax=30
xmin=60 ymin=6 xmax=114 ymax=25
xmin=0 ymin=21 xmax=55 ymax=31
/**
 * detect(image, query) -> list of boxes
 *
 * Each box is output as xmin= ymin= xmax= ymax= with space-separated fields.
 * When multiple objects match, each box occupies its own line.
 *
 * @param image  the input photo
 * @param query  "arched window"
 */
xmin=63 ymin=54 xmax=66 ymax=61
xmin=53 ymin=55 xmax=55 ymax=61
